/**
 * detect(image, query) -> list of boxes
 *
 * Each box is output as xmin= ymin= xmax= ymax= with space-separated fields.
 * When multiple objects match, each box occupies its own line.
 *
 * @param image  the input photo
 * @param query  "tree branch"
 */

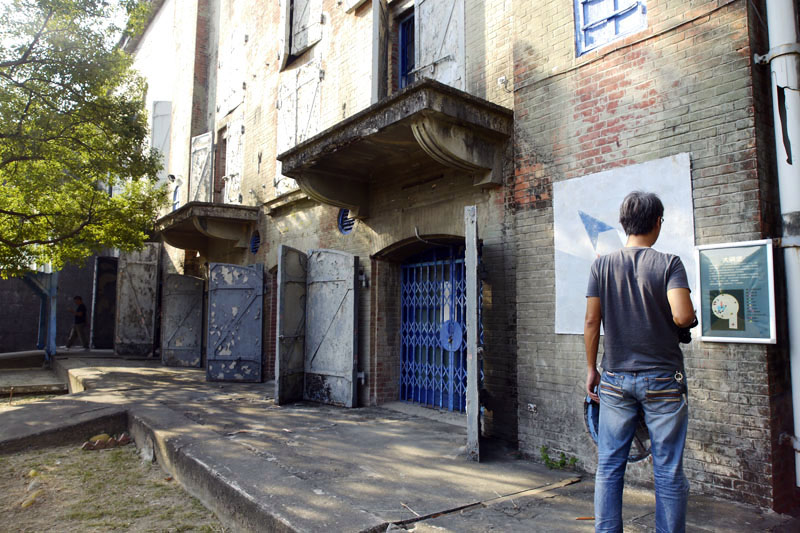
xmin=0 ymin=8 xmax=54 ymax=70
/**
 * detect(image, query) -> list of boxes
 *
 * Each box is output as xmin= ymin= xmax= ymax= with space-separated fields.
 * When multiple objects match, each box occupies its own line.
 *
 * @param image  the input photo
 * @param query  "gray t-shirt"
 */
xmin=586 ymin=247 xmax=690 ymax=372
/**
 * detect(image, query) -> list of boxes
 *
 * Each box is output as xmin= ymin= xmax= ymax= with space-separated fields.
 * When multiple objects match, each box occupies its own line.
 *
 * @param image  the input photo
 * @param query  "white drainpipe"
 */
xmin=758 ymin=0 xmax=800 ymax=486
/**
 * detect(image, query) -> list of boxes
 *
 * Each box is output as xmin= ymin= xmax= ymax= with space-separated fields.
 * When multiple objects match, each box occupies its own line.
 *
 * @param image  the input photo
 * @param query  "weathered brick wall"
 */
xmin=512 ymin=0 xmax=786 ymax=508
xmin=370 ymin=258 xmax=402 ymax=404
xmin=465 ymin=0 xmax=513 ymax=109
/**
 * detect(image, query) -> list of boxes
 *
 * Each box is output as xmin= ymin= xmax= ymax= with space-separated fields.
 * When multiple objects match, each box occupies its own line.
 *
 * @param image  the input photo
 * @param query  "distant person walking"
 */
xmin=584 ymin=191 xmax=696 ymax=532
xmin=65 ymin=295 xmax=90 ymax=350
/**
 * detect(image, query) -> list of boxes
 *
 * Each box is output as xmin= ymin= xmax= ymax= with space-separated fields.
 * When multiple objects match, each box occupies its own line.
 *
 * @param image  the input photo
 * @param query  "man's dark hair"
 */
xmin=619 ymin=191 xmax=664 ymax=236
xmin=73 ymin=295 xmax=82 ymax=301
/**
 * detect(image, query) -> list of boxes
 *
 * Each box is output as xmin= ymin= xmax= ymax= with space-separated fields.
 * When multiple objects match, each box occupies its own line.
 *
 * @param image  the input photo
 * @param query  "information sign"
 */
xmin=695 ymin=240 xmax=776 ymax=343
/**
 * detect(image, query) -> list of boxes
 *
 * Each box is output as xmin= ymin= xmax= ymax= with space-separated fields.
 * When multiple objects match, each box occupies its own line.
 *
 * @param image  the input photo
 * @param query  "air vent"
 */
xmin=337 ymin=209 xmax=355 ymax=235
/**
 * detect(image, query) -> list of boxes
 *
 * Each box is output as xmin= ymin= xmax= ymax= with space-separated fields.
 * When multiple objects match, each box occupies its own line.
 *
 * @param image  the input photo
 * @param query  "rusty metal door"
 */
xmin=207 ymin=263 xmax=263 ymax=382
xmin=161 ymin=274 xmax=203 ymax=368
xmin=275 ymin=245 xmax=307 ymax=404
xmin=115 ymin=243 xmax=161 ymax=356
xmin=464 ymin=205 xmax=480 ymax=461
xmin=304 ymin=250 xmax=358 ymax=407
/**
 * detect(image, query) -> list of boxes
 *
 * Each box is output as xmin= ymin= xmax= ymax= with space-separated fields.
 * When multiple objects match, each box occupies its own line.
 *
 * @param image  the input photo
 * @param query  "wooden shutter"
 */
xmin=218 ymin=30 xmax=245 ymax=115
xmin=291 ymin=0 xmax=323 ymax=56
xmin=190 ymin=132 xmax=213 ymax=203
xmin=416 ymin=0 xmax=465 ymax=90
xmin=224 ymin=118 xmax=244 ymax=205
xmin=151 ymin=101 xmax=171 ymax=185
xmin=295 ymin=60 xmax=322 ymax=144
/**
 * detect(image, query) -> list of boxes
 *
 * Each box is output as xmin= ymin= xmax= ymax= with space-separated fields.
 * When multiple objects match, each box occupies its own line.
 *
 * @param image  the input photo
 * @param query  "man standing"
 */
xmin=65 ymin=295 xmax=90 ymax=350
xmin=584 ymin=191 xmax=695 ymax=533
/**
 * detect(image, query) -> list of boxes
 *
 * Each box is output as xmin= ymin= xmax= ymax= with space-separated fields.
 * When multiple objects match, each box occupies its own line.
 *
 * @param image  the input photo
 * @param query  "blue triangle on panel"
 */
xmin=579 ymin=211 xmax=616 ymax=250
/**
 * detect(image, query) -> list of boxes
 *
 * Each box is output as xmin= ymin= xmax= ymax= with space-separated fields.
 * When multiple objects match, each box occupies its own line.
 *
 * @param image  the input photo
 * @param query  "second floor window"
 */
xmin=574 ymin=0 xmax=647 ymax=56
xmin=399 ymin=12 xmax=415 ymax=89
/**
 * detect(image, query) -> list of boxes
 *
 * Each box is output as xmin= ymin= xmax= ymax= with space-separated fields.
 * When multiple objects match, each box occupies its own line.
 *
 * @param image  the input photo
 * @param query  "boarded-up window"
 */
xmin=275 ymin=59 xmax=323 ymax=195
xmin=190 ymin=132 xmax=213 ymax=203
xmin=151 ymin=101 xmax=171 ymax=186
xmin=416 ymin=0 xmax=465 ymax=90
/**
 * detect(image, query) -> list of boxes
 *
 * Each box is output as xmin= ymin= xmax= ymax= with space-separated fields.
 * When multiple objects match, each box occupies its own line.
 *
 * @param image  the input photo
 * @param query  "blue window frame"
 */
xmin=398 ymin=12 xmax=415 ymax=89
xmin=574 ymin=0 xmax=647 ymax=56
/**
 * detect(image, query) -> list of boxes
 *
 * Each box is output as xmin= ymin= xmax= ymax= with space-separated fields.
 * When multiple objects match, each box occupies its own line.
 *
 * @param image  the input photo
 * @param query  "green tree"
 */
xmin=0 ymin=0 xmax=166 ymax=278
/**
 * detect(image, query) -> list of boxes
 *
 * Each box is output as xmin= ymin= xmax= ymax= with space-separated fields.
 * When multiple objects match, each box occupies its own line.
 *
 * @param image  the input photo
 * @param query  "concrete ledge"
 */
xmin=127 ymin=405 xmax=388 ymax=533
xmin=0 ymin=403 xmax=127 ymax=455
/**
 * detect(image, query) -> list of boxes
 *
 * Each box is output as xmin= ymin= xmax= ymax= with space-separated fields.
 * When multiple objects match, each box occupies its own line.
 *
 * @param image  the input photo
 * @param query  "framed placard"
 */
xmin=695 ymin=239 xmax=776 ymax=343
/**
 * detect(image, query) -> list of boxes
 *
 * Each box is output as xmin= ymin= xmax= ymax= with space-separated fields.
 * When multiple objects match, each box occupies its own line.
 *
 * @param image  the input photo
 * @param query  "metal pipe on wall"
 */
xmin=761 ymin=0 xmax=800 ymax=487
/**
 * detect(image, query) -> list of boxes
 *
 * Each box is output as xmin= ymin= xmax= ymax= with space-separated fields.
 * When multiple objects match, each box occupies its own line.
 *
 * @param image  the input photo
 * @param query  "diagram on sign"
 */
xmin=579 ymin=211 xmax=623 ymax=256
xmin=710 ymin=290 xmax=743 ymax=330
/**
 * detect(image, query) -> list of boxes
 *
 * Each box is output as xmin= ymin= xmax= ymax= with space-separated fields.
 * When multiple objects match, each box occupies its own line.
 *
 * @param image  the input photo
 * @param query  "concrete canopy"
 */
xmin=277 ymin=80 xmax=513 ymax=218
xmin=155 ymin=202 xmax=259 ymax=254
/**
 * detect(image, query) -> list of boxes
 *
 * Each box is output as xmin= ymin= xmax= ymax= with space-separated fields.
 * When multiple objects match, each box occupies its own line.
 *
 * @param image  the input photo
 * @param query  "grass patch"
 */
xmin=0 ymin=443 xmax=226 ymax=532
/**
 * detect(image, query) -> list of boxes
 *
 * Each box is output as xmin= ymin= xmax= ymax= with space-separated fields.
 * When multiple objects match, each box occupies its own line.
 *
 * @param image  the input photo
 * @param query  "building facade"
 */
xmin=128 ymin=0 xmax=798 ymax=511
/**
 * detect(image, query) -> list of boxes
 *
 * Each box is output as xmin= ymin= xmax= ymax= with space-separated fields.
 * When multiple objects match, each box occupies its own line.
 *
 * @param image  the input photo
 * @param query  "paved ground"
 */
xmin=1 ymin=353 xmax=797 ymax=532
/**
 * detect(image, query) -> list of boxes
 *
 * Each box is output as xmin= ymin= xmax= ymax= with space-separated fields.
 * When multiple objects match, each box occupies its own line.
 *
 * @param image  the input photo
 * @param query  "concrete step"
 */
xmin=0 ymin=367 xmax=68 ymax=395
xmin=0 ymin=350 xmax=44 ymax=369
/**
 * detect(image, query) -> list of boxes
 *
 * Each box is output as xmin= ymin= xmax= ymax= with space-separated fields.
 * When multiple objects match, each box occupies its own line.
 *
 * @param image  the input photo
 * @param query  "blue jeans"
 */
xmin=595 ymin=369 xmax=689 ymax=533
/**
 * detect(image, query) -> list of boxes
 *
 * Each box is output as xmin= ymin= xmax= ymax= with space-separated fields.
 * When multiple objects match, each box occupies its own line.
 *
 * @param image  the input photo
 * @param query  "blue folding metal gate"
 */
xmin=400 ymin=247 xmax=478 ymax=412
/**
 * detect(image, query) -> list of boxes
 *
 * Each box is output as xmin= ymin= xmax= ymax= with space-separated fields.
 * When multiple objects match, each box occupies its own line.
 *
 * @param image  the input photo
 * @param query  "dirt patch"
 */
xmin=0 ymin=443 xmax=225 ymax=532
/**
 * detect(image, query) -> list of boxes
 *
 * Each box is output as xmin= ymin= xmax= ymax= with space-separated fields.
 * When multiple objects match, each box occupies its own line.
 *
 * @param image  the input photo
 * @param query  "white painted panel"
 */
xmin=218 ymin=30 xmax=245 ymax=116
xmin=344 ymin=0 xmax=368 ymax=13
xmin=552 ymin=153 xmax=696 ymax=334
xmin=151 ymin=101 xmax=172 ymax=186
xmin=291 ymin=0 xmax=323 ymax=56
xmin=223 ymin=118 xmax=244 ymax=205
xmin=416 ymin=0 xmax=465 ymax=90
xmin=190 ymin=132 xmax=213 ymax=203
xmin=277 ymin=80 xmax=297 ymax=153
xmin=295 ymin=59 xmax=322 ymax=144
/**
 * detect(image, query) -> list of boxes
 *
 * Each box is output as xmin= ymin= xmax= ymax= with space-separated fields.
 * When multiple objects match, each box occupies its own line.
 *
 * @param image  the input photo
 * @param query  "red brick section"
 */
xmin=191 ymin=0 xmax=211 ymax=137
xmin=369 ymin=258 xmax=402 ymax=405
xmin=512 ymin=0 xmax=792 ymax=510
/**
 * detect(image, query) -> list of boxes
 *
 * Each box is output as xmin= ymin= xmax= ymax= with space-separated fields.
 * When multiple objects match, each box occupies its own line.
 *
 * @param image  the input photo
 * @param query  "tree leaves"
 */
xmin=0 ymin=0 xmax=166 ymax=278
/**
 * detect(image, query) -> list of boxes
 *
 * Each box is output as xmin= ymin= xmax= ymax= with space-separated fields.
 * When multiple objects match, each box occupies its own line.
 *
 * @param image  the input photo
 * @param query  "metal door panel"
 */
xmin=115 ymin=243 xmax=160 ymax=356
xmin=464 ymin=205 xmax=480 ymax=461
xmin=207 ymin=263 xmax=263 ymax=382
xmin=304 ymin=249 xmax=358 ymax=407
xmin=276 ymin=245 xmax=307 ymax=404
xmin=161 ymin=274 xmax=203 ymax=367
